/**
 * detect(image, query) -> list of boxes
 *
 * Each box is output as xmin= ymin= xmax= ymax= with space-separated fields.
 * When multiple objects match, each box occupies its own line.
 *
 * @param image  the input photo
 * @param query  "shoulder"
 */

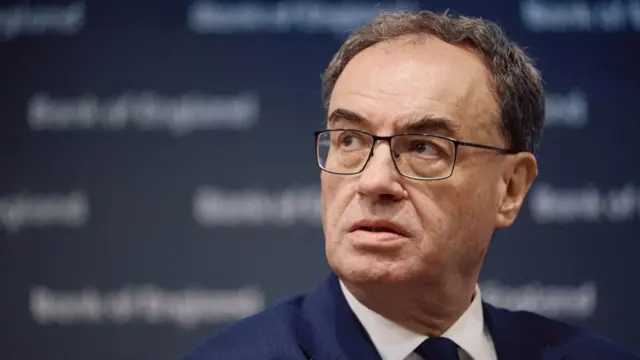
xmin=179 ymin=294 xmax=307 ymax=360
xmin=486 ymin=303 xmax=640 ymax=359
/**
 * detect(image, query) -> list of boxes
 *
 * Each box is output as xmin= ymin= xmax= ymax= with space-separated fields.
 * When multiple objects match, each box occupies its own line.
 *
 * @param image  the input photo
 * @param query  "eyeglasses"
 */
xmin=314 ymin=129 xmax=519 ymax=181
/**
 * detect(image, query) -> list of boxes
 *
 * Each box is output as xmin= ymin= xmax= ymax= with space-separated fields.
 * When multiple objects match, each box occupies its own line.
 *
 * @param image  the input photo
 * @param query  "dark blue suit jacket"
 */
xmin=181 ymin=273 xmax=639 ymax=360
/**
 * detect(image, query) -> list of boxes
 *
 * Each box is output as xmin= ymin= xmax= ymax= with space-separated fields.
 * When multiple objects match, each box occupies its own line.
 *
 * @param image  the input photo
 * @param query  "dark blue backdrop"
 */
xmin=1 ymin=1 xmax=639 ymax=359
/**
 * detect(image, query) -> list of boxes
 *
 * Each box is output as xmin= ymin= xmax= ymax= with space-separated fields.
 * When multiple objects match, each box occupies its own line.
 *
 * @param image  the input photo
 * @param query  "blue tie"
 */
xmin=414 ymin=337 xmax=460 ymax=360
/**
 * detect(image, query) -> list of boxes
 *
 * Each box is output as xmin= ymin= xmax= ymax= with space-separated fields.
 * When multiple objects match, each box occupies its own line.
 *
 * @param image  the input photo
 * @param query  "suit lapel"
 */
xmin=297 ymin=273 xmax=382 ymax=360
xmin=297 ymin=274 xmax=566 ymax=360
xmin=483 ymin=302 xmax=563 ymax=360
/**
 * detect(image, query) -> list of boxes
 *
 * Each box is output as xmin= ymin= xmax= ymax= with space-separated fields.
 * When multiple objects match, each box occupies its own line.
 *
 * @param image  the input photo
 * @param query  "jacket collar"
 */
xmin=297 ymin=273 xmax=381 ymax=360
xmin=482 ymin=301 xmax=562 ymax=360
xmin=297 ymin=273 xmax=564 ymax=360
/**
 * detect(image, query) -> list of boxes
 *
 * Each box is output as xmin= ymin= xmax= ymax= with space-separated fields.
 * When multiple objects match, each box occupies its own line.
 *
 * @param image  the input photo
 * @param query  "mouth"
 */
xmin=349 ymin=221 xmax=409 ymax=237
xmin=358 ymin=226 xmax=398 ymax=233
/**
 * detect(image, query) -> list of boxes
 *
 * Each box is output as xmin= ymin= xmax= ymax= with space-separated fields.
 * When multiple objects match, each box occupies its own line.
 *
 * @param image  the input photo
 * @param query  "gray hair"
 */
xmin=321 ymin=10 xmax=545 ymax=153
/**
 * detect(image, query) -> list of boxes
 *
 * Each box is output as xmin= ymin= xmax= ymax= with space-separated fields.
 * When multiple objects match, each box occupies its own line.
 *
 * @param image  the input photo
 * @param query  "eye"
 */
xmin=337 ymin=131 xmax=364 ymax=148
xmin=410 ymin=140 xmax=440 ymax=156
xmin=341 ymin=134 xmax=355 ymax=146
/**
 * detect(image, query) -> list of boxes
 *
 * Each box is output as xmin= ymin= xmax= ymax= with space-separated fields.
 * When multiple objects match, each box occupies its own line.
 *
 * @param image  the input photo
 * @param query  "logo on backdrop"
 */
xmin=193 ymin=184 xmax=322 ymax=228
xmin=30 ymin=285 xmax=264 ymax=329
xmin=187 ymin=0 xmax=419 ymax=36
xmin=529 ymin=183 xmax=639 ymax=224
xmin=481 ymin=280 xmax=597 ymax=319
xmin=545 ymin=89 xmax=588 ymax=128
xmin=27 ymin=91 xmax=260 ymax=137
xmin=520 ymin=0 xmax=640 ymax=33
xmin=0 ymin=190 xmax=89 ymax=234
xmin=0 ymin=2 xmax=85 ymax=41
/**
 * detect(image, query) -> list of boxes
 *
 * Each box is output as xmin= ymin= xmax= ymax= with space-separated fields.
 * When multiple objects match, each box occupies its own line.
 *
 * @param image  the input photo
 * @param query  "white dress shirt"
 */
xmin=340 ymin=281 xmax=497 ymax=360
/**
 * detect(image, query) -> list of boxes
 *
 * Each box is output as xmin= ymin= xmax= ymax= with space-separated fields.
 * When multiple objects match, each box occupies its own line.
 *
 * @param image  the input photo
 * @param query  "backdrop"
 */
xmin=1 ymin=0 xmax=639 ymax=359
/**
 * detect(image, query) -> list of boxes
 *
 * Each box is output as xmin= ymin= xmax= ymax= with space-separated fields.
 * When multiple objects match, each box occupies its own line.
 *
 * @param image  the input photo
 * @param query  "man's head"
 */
xmin=318 ymin=11 xmax=544 ymax=288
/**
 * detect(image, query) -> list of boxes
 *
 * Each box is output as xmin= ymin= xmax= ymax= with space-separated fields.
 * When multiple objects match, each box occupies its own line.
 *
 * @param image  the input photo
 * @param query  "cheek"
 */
xmin=414 ymin=179 xmax=493 ymax=242
xmin=412 ymin=189 xmax=450 ymax=242
xmin=321 ymin=174 xmax=351 ymax=240
xmin=421 ymin=175 xmax=499 ymax=252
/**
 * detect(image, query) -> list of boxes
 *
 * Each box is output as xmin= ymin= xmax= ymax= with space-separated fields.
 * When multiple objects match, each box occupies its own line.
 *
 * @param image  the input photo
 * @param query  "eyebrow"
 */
xmin=327 ymin=108 xmax=461 ymax=136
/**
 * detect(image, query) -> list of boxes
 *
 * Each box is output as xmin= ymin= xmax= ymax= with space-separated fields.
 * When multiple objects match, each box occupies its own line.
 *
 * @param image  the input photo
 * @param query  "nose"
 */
xmin=356 ymin=141 xmax=406 ymax=201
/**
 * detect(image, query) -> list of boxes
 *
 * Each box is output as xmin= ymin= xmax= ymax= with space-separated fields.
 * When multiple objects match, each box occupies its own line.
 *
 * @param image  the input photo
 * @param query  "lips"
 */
xmin=349 ymin=220 xmax=409 ymax=237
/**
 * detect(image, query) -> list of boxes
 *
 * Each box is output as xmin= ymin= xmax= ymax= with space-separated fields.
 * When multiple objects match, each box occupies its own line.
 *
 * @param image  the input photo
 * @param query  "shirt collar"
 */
xmin=339 ymin=280 xmax=494 ymax=360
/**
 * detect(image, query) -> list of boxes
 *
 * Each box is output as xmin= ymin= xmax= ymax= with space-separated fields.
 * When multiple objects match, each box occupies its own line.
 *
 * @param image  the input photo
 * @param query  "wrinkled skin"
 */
xmin=321 ymin=34 xmax=538 ymax=335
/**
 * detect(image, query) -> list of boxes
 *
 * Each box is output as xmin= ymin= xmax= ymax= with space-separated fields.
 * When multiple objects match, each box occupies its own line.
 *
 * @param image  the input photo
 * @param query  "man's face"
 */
xmin=321 ymin=35 xmax=523 ymax=286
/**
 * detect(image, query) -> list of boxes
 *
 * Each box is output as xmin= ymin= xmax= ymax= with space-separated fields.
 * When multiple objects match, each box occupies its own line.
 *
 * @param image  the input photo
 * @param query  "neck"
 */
xmin=342 ymin=276 xmax=477 ymax=337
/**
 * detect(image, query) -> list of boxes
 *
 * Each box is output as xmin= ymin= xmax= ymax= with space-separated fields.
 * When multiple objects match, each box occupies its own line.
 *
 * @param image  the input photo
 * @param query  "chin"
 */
xmin=328 ymin=248 xmax=418 ymax=285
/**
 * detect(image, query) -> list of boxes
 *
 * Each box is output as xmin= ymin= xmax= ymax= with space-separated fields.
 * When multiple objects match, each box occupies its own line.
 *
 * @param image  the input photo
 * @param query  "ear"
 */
xmin=495 ymin=152 xmax=538 ymax=228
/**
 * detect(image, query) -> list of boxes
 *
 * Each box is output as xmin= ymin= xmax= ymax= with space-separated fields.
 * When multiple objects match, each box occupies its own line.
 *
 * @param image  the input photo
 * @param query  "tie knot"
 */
xmin=414 ymin=337 xmax=460 ymax=360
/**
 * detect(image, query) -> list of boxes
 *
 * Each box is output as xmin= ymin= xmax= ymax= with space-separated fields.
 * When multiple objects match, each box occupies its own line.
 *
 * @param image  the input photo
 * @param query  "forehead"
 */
xmin=329 ymin=35 xmax=499 ymax=138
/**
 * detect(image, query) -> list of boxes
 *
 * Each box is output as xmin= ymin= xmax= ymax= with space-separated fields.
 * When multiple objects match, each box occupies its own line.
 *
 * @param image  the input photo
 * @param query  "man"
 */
xmin=181 ymin=10 xmax=639 ymax=360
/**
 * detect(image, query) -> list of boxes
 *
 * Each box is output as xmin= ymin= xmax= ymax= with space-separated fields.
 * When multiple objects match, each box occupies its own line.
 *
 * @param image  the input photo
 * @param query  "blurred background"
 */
xmin=1 ymin=0 xmax=639 ymax=359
